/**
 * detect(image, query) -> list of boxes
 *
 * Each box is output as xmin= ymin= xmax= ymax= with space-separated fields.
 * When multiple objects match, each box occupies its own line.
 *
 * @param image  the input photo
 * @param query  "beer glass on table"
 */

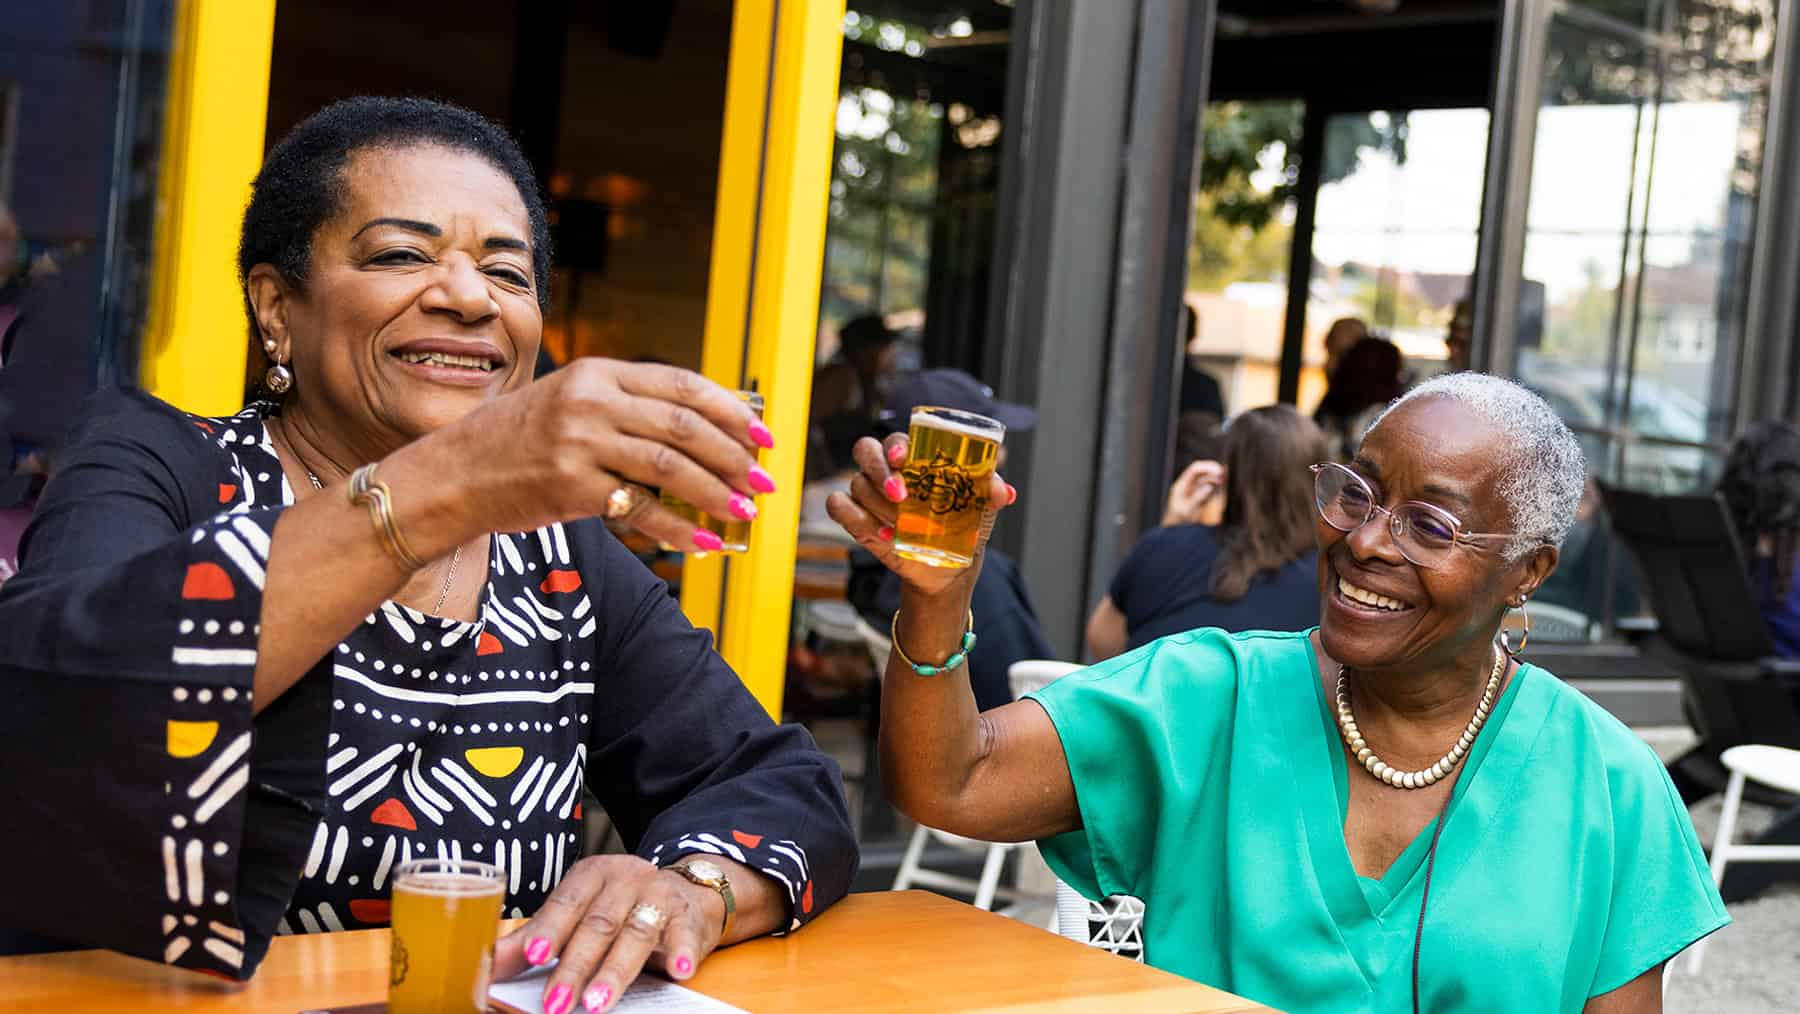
xmin=893 ymin=407 xmax=1004 ymax=569
xmin=661 ymin=390 xmax=764 ymax=553
xmin=388 ymin=858 xmax=506 ymax=1014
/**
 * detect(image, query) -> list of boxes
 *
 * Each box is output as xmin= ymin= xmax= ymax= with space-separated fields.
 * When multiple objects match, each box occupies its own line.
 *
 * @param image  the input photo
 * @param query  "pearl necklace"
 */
xmin=1334 ymin=649 xmax=1505 ymax=790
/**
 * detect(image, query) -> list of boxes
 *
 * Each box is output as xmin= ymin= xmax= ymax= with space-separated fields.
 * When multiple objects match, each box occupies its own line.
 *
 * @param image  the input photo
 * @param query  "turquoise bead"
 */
xmin=918 ymin=665 xmax=939 ymax=677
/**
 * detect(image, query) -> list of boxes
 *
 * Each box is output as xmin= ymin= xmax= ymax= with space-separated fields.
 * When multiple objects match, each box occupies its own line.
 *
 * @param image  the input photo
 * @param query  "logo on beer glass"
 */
xmin=904 ymin=451 xmax=980 ymax=516
xmin=390 ymin=933 xmax=410 ymax=987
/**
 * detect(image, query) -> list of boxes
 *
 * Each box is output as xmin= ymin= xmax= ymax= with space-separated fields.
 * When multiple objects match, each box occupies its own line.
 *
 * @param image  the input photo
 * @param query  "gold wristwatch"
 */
xmin=666 ymin=858 xmax=735 ymax=936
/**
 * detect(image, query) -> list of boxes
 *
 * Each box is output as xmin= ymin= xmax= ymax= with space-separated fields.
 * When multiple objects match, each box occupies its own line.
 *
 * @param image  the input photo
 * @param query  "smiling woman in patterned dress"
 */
xmin=0 ymin=97 xmax=855 ymax=1014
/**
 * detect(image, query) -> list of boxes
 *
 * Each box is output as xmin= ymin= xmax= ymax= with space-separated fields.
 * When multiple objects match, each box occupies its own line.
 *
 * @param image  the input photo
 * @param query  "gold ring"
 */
xmin=606 ymin=484 xmax=650 ymax=521
xmin=629 ymin=902 xmax=665 ymax=931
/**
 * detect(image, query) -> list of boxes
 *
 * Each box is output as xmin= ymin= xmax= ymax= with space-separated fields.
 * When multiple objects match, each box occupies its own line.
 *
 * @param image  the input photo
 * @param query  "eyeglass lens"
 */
xmin=1314 ymin=466 xmax=1459 ymax=566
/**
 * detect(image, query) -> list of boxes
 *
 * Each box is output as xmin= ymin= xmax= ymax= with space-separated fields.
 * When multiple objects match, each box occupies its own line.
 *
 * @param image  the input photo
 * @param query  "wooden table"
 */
xmin=0 ymin=891 xmax=1273 ymax=1012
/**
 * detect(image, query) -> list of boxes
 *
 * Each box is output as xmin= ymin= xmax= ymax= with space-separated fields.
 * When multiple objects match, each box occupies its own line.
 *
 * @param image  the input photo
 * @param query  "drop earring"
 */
xmin=1499 ymin=598 xmax=1531 ymax=657
xmin=262 ymin=337 xmax=293 ymax=395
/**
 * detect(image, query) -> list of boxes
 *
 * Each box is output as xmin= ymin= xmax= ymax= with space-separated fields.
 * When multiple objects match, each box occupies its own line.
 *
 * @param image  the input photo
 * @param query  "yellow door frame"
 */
xmin=683 ymin=0 xmax=846 ymax=717
xmin=139 ymin=0 xmax=278 ymax=415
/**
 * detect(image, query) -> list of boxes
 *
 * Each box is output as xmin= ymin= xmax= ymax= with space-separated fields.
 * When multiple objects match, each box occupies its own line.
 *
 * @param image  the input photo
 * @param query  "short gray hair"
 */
xmin=1366 ymin=372 xmax=1587 ymax=558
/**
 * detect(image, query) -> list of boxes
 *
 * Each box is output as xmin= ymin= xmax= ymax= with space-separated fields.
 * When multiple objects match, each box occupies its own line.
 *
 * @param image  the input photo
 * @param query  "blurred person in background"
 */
xmin=1175 ymin=304 xmax=1227 ymax=476
xmin=1322 ymin=316 xmax=1370 ymax=379
xmin=1086 ymin=406 xmax=1326 ymax=661
xmin=1445 ymin=297 xmax=1473 ymax=373
xmin=1315 ymin=335 xmax=1406 ymax=461
xmin=809 ymin=313 xmax=900 ymax=478
xmin=1718 ymin=420 xmax=1800 ymax=658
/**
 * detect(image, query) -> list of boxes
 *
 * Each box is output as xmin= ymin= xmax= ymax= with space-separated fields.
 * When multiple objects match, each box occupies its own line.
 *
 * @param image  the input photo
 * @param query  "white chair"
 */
xmin=1686 ymin=744 xmax=1800 ymax=973
xmin=889 ymin=661 xmax=1081 ymax=911
xmin=1054 ymin=879 xmax=1146 ymax=962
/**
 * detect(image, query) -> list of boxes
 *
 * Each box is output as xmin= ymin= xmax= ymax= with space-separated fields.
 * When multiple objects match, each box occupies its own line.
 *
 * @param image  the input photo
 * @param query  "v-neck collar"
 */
xmin=1296 ymin=638 xmax=1533 ymax=925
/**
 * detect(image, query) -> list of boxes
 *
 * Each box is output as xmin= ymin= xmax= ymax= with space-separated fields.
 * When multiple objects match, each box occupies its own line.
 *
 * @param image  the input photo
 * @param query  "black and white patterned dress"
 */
xmin=0 ymin=391 xmax=856 ymax=976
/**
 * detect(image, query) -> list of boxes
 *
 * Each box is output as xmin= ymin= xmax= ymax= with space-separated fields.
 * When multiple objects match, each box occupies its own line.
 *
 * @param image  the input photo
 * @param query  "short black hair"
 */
xmin=238 ymin=96 xmax=552 ymax=341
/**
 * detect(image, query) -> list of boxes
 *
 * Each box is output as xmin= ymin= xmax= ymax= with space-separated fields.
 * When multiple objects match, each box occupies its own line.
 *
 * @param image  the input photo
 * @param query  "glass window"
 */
xmin=1310 ymin=108 xmax=1490 ymax=408
xmin=0 ymin=1 xmax=175 ymax=442
xmin=1508 ymin=0 xmax=1778 ymax=632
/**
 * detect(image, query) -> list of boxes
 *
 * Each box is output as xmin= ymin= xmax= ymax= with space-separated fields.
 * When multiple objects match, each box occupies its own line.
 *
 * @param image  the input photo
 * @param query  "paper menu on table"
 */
xmin=489 ymin=965 xmax=751 ymax=1014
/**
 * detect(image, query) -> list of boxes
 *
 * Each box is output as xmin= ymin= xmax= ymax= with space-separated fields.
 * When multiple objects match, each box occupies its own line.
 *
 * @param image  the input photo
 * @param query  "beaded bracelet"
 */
xmin=890 ymin=610 xmax=977 ymax=677
xmin=349 ymin=463 xmax=426 ymax=571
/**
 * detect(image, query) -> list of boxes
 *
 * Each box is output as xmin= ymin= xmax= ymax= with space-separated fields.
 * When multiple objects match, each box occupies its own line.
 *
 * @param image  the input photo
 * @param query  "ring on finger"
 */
xmin=629 ymin=902 xmax=665 ymax=931
xmin=606 ymin=483 xmax=653 ymax=521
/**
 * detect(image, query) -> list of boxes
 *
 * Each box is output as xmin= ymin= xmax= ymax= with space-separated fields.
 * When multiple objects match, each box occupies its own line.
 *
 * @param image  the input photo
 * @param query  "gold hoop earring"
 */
xmin=1499 ymin=599 xmax=1530 ymax=657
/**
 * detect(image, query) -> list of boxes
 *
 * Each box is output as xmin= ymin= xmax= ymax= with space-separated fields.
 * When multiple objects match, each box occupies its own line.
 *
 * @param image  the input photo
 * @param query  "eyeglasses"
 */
xmin=1310 ymin=462 xmax=1514 ymax=569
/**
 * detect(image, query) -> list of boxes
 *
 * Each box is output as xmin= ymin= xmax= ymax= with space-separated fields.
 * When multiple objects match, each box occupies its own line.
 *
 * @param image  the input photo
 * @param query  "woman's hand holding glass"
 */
xmin=410 ymin=359 xmax=776 ymax=555
xmin=824 ymin=432 xmax=1014 ymax=598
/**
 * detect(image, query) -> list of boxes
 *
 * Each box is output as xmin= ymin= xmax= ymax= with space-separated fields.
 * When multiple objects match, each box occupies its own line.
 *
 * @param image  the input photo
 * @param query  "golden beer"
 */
xmin=894 ymin=407 xmax=1004 ymax=568
xmin=388 ymin=859 xmax=505 ymax=1014
xmin=661 ymin=390 xmax=763 ymax=554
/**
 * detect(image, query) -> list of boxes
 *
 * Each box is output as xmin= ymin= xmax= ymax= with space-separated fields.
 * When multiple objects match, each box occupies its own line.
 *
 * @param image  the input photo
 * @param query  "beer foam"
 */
xmin=397 ymin=872 xmax=505 ymax=897
xmin=909 ymin=410 xmax=1005 ymax=442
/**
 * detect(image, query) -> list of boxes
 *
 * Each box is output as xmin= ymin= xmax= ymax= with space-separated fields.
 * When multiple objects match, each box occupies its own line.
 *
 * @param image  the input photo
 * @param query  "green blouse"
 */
xmin=1028 ymin=628 xmax=1727 ymax=1013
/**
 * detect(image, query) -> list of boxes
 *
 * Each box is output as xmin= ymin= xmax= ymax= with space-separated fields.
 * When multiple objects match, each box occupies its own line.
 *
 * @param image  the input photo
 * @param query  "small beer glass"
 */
xmin=388 ymin=858 xmax=506 ymax=1014
xmin=661 ymin=390 xmax=764 ymax=553
xmin=893 ymin=406 xmax=1005 ymax=568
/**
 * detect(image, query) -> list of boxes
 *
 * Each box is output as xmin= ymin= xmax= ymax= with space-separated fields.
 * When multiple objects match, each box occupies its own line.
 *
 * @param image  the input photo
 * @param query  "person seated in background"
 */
xmin=846 ymin=368 xmax=1051 ymax=712
xmin=1718 ymin=420 xmax=1800 ymax=657
xmin=1314 ymin=335 xmax=1406 ymax=461
xmin=0 ymin=97 xmax=855 ymax=1008
xmin=809 ymin=314 xmax=900 ymax=477
xmin=1085 ymin=406 xmax=1326 ymax=661
xmin=830 ymin=372 xmax=1724 ymax=1013
xmin=1445 ymin=297 xmax=1474 ymax=372
xmin=1321 ymin=316 xmax=1370 ymax=379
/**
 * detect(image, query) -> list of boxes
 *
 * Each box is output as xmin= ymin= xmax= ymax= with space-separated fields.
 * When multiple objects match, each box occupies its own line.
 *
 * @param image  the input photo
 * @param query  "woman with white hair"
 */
xmin=828 ymin=372 xmax=1725 ymax=1013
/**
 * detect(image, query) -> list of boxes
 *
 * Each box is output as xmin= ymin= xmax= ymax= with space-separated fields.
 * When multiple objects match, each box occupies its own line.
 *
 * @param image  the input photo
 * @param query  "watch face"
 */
xmin=684 ymin=859 xmax=723 ymax=882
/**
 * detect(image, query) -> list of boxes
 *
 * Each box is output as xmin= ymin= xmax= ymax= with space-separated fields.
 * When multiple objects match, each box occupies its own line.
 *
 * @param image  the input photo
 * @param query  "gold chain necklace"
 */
xmin=1334 ymin=648 xmax=1505 ymax=790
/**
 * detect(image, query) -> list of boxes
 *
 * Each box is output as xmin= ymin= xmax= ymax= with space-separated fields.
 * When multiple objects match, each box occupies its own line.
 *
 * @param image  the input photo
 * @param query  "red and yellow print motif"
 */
xmin=370 ymin=798 xmax=417 ymax=831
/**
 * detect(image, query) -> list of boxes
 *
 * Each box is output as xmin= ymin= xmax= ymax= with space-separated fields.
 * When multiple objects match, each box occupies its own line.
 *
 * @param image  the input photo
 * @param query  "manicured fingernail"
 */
xmin=545 ymin=983 xmax=573 ymax=1014
xmin=1006 ymin=483 xmax=1018 ymax=506
xmin=887 ymin=442 xmax=907 ymax=465
xmin=729 ymin=493 xmax=758 ymax=521
xmin=584 ymin=985 xmax=611 ymax=1012
xmin=878 ymin=525 xmax=895 ymax=542
xmin=884 ymin=476 xmax=907 ymax=502
xmin=748 ymin=465 xmax=777 ymax=494
xmin=674 ymin=955 xmax=694 ymax=977
xmin=693 ymin=529 xmax=725 ymax=553
xmin=748 ymin=418 xmax=775 ymax=449
xmin=525 ymin=937 xmax=552 ymax=965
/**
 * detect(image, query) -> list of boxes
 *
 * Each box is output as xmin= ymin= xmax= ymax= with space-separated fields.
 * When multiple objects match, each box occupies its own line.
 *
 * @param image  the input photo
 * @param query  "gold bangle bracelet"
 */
xmin=348 ymin=464 xmax=426 ymax=571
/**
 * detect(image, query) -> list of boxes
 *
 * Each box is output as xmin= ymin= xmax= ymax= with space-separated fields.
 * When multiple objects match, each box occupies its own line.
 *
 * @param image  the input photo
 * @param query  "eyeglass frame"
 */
xmin=1309 ymin=462 xmax=1519 ymax=568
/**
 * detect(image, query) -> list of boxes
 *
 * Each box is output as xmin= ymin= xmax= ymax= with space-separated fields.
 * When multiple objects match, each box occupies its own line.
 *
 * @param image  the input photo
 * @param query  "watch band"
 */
xmin=666 ymin=859 xmax=735 ymax=936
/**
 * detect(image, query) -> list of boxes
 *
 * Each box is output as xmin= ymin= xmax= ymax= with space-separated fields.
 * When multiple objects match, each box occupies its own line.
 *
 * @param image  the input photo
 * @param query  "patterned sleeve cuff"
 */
xmin=645 ymin=830 xmax=820 ymax=932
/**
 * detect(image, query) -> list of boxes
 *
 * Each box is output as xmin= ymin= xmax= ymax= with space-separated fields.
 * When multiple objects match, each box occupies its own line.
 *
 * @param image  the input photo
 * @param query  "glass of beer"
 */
xmin=661 ymin=390 xmax=764 ymax=554
xmin=893 ymin=406 xmax=1004 ymax=568
xmin=388 ymin=858 xmax=506 ymax=1014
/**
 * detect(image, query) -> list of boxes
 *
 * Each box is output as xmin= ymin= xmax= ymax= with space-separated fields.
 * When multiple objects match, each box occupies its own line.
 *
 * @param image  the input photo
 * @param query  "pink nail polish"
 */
xmin=877 ymin=525 xmax=895 ymax=542
xmin=1006 ymin=483 xmax=1018 ymax=506
xmin=675 ymin=955 xmax=693 ymax=976
xmin=884 ymin=476 xmax=907 ymax=502
xmin=748 ymin=418 xmax=775 ymax=449
xmin=693 ymin=529 xmax=725 ymax=553
xmin=584 ymin=985 xmax=611 ymax=1012
xmin=545 ymin=983 xmax=573 ymax=1014
xmin=728 ymin=493 xmax=758 ymax=521
xmin=747 ymin=465 xmax=777 ymax=494
xmin=525 ymin=937 xmax=552 ymax=966
xmin=886 ymin=442 xmax=907 ymax=465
